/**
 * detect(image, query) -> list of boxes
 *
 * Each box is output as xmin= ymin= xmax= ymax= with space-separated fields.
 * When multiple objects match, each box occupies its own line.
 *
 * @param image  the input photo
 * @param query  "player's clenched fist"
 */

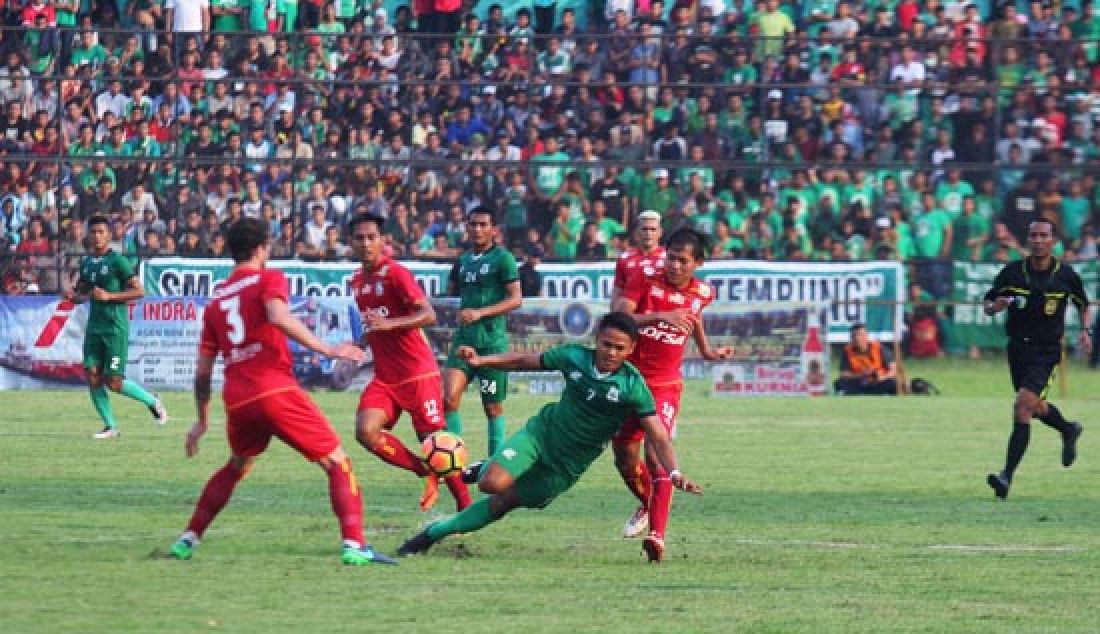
xmin=456 ymin=345 xmax=480 ymax=365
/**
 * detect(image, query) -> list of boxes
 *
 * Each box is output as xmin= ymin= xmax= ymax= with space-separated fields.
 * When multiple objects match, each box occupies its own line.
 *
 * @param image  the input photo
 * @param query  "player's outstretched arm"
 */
xmin=265 ymin=298 xmax=365 ymax=363
xmin=187 ymin=353 xmax=216 ymax=458
xmin=693 ymin=322 xmax=732 ymax=361
xmin=639 ymin=414 xmax=702 ymax=495
xmin=456 ymin=345 xmax=544 ymax=371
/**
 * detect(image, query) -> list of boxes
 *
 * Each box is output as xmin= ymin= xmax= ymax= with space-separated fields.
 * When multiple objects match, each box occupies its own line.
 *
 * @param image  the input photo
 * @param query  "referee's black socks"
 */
xmin=1037 ymin=403 xmax=1072 ymax=434
xmin=1004 ymin=422 xmax=1031 ymax=481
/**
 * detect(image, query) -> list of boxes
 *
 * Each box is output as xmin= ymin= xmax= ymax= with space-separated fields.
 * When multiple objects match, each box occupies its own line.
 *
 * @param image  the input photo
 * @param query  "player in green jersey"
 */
xmin=398 ymin=312 xmax=702 ymax=558
xmin=443 ymin=206 xmax=523 ymax=456
xmin=64 ymin=215 xmax=166 ymax=439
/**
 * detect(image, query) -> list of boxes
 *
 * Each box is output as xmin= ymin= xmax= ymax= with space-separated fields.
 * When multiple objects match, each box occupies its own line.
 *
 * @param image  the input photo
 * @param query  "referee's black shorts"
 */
xmin=1007 ymin=340 xmax=1061 ymax=398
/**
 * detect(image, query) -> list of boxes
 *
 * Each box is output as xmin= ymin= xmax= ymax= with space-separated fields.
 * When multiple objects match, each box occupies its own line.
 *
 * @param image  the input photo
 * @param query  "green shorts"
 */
xmin=492 ymin=426 xmax=579 ymax=509
xmin=83 ymin=331 xmax=128 ymax=376
xmin=445 ymin=340 xmax=510 ymax=405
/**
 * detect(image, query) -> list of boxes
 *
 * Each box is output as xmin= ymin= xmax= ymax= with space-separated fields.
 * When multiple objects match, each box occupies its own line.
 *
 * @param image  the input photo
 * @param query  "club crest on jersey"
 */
xmin=481 ymin=263 xmax=490 ymax=274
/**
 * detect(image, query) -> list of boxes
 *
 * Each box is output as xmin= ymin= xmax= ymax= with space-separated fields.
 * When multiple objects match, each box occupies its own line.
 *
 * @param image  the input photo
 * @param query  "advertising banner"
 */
xmin=142 ymin=258 xmax=904 ymax=342
xmin=0 ymin=296 xmax=826 ymax=396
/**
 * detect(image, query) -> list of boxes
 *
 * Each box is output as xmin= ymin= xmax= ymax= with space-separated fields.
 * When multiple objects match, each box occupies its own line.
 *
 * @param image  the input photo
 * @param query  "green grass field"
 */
xmin=3 ymin=358 xmax=1099 ymax=633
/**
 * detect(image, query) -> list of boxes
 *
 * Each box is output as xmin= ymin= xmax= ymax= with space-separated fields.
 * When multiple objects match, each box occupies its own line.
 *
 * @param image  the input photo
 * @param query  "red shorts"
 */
xmin=613 ymin=382 xmax=683 ymax=446
xmin=357 ymin=373 xmax=445 ymax=437
xmin=227 ymin=387 xmax=340 ymax=462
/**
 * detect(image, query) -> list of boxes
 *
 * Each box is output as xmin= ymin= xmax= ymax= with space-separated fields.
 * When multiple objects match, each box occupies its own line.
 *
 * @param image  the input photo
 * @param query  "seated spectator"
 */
xmin=834 ymin=323 xmax=899 ymax=396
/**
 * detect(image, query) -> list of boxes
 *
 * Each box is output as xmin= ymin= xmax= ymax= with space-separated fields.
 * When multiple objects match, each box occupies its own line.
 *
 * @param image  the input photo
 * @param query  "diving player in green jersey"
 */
xmin=443 ymin=206 xmax=523 ymax=456
xmin=398 ymin=312 xmax=702 ymax=558
xmin=64 ymin=215 xmax=166 ymax=439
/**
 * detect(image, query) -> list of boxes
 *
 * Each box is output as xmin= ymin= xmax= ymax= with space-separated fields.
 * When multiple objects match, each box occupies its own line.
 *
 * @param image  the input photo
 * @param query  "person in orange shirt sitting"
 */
xmin=834 ymin=323 xmax=898 ymax=396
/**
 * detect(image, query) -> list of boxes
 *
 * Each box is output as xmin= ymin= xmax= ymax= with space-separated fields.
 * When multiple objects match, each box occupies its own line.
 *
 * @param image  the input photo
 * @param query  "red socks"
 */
xmin=369 ymin=431 xmax=430 ymax=476
xmin=186 ymin=463 xmax=245 ymax=538
xmin=326 ymin=457 xmax=364 ymax=546
xmin=649 ymin=466 xmax=673 ymax=539
xmin=625 ymin=461 xmax=652 ymax=510
xmin=443 ymin=473 xmax=472 ymax=511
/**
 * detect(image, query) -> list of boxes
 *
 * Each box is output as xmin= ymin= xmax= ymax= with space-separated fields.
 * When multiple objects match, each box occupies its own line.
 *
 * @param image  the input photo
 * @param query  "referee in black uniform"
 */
xmin=983 ymin=219 xmax=1091 ymax=499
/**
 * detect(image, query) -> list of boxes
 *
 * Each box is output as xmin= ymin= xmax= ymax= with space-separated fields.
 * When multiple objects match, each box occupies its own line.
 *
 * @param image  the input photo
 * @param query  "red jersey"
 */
xmin=613 ymin=246 xmax=666 ymax=291
xmin=350 ymin=257 xmax=439 ymax=384
xmin=622 ymin=273 xmax=714 ymax=386
xmin=199 ymin=268 xmax=298 ymax=406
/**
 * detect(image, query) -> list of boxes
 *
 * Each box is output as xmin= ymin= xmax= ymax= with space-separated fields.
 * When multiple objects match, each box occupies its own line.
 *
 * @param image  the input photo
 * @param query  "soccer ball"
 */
xmin=421 ymin=431 xmax=468 ymax=476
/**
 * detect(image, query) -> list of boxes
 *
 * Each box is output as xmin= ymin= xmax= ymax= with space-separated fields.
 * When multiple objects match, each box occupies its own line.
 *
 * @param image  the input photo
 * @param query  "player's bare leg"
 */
xmin=613 ymin=439 xmax=651 ymax=538
xmin=171 ymin=453 xmax=256 ymax=559
xmin=355 ymin=408 xmax=440 ymax=510
xmin=87 ymin=367 xmax=120 ymax=438
xmin=398 ymin=463 xmax=521 ymax=556
xmin=442 ymin=367 xmax=469 ymax=436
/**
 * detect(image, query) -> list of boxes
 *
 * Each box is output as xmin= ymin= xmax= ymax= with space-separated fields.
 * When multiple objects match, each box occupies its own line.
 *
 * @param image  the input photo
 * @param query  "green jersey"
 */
xmin=78 ymin=250 xmax=135 ymax=335
xmin=453 ymin=245 xmax=518 ymax=348
xmin=530 ymin=344 xmax=656 ymax=477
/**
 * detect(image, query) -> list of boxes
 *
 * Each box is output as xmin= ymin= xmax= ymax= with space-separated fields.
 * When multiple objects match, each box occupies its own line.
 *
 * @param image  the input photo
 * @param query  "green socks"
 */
xmin=90 ymin=386 xmax=117 ymax=429
xmin=120 ymin=380 xmax=158 ymax=408
xmin=445 ymin=410 xmax=463 ymax=435
xmin=427 ymin=497 xmax=498 ymax=541
xmin=488 ymin=415 xmax=506 ymax=456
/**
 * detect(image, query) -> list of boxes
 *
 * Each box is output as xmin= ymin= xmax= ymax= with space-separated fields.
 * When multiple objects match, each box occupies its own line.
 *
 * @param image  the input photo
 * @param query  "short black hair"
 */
xmin=88 ymin=214 xmax=109 ymax=229
xmin=227 ymin=217 xmax=269 ymax=262
xmin=468 ymin=205 xmax=496 ymax=225
xmin=598 ymin=311 xmax=639 ymax=341
xmin=665 ymin=227 xmax=707 ymax=261
xmin=850 ymin=322 xmax=867 ymax=333
xmin=347 ymin=212 xmax=386 ymax=234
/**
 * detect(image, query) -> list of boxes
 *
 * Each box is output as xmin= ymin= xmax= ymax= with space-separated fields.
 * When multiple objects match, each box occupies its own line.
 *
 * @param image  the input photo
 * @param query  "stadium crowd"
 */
xmin=3 ymin=0 xmax=1100 ymax=297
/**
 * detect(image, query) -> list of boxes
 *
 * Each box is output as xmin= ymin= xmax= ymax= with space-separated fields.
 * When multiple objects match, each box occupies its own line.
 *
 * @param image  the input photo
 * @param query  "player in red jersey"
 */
xmin=348 ymin=212 xmax=471 ymax=512
xmin=610 ymin=210 xmax=666 ymax=306
xmin=168 ymin=218 xmax=395 ymax=566
xmin=612 ymin=227 xmax=731 ymax=562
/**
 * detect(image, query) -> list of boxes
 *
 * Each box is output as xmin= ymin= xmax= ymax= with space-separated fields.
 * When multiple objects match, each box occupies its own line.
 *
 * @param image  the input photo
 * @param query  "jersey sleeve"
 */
xmin=392 ymin=264 xmax=427 ymax=309
xmin=540 ymin=343 xmax=578 ymax=372
xmin=499 ymin=250 xmax=519 ymax=284
xmin=629 ymin=374 xmax=657 ymax=418
xmin=619 ymin=268 xmax=647 ymax=305
xmin=114 ymin=253 xmax=136 ymax=283
xmin=260 ymin=269 xmax=289 ymax=303
xmin=198 ymin=304 xmax=219 ymax=358
xmin=983 ymin=265 xmax=1010 ymax=302
xmin=1068 ymin=268 xmax=1089 ymax=311
xmin=613 ymin=256 xmax=628 ymax=290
